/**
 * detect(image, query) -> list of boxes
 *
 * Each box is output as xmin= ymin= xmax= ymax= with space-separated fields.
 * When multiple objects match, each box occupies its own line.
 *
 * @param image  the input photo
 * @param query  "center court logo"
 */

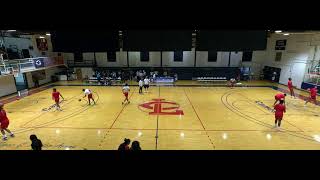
xmin=138 ymin=98 xmax=184 ymax=115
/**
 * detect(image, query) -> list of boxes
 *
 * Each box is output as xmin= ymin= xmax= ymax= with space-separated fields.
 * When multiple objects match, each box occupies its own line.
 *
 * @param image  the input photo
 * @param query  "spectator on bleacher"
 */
xmin=30 ymin=134 xmax=43 ymax=150
xmin=118 ymin=138 xmax=131 ymax=151
xmin=97 ymin=72 xmax=101 ymax=85
xmin=130 ymin=141 xmax=141 ymax=151
xmin=139 ymin=71 xmax=144 ymax=80
xmin=153 ymin=73 xmax=156 ymax=82
xmin=174 ymin=73 xmax=178 ymax=81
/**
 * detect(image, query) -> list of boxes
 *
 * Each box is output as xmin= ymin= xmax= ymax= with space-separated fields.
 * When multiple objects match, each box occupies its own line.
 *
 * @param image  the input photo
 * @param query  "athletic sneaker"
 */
xmin=122 ymin=102 xmax=124 ymax=105
xmin=2 ymin=136 xmax=7 ymax=141
xmin=274 ymin=124 xmax=278 ymax=128
xmin=10 ymin=133 xmax=14 ymax=137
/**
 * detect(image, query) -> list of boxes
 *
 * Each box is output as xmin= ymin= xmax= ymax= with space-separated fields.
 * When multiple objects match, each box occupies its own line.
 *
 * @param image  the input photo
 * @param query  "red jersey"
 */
xmin=274 ymin=104 xmax=286 ymax=117
xmin=310 ymin=88 xmax=317 ymax=97
xmin=0 ymin=109 xmax=9 ymax=123
xmin=275 ymin=93 xmax=285 ymax=100
xmin=52 ymin=92 xmax=60 ymax=100
xmin=288 ymin=80 xmax=293 ymax=89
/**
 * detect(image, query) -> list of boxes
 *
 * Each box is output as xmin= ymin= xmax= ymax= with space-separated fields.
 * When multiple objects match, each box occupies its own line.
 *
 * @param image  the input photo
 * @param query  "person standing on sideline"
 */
xmin=144 ymin=76 xmax=150 ymax=93
xmin=288 ymin=78 xmax=295 ymax=98
xmin=139 ymin=79 xmax=143 ymax=94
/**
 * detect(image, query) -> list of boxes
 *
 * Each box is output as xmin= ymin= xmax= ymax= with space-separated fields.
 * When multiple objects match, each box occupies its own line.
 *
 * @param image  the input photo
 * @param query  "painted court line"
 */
xmin=184 ymin=88 xmax=216 ymax=149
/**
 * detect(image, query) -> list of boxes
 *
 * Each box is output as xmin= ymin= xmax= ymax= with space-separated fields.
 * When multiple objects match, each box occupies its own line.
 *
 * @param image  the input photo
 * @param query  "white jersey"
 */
xmin=144 ymin=78 xmax=150 ymax=85
xmin=123 ymin=86 xmax=130 ymax=93
xmin=139 ymin=80 xmax=143 ymax=87
xmin=84 ymin=89 xmax=92 ymax=95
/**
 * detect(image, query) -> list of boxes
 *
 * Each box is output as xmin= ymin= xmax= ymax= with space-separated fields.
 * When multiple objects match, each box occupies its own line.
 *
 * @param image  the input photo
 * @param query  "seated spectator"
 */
xmin=130 ymin=141 xmax=141 ymax=151
xmin=30 ymin=134 xmax=43 ymax=150
xmin=118 ymin=138 xmax=131 ymax=151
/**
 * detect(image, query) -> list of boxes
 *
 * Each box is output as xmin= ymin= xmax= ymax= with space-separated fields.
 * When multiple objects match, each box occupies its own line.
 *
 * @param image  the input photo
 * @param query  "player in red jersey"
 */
xmin=82 ymin=89 xmax=96 ymax=105
xmin=0 ymin=103 xmax=14 ymax=141
xmin=122 ymin=83 xmax=130 ymax=105
xmin=274 ymin=93 xmax=286 ymax=106
xmin=288 ymin=78 xmax=295 ymax=98
xmin=305 ymin=86 xmax=318 ymax=105
xmin=52 ymin=88 xmax=64 ymax=111
xmin=274 ymin=100 xmax=286 ymax=129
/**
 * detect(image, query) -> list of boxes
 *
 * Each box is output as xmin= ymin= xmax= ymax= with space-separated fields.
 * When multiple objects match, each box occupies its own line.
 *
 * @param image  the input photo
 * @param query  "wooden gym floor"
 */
xmin=1 ymin=80 xmax=320 ymax=150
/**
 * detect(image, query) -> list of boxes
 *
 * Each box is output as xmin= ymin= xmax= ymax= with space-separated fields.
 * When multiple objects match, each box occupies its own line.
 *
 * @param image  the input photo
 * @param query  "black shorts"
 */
xmin=144 ymin=84 xmax=149 ymax=88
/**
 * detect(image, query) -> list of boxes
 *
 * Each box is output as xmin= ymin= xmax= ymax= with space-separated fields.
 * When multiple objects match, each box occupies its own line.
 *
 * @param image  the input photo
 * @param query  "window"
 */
xmin=208 ymin=51 xmax=217 ymax=62
xmin=174 ymin=51 xmax=183 ymax=62
xmin=74 ymin=52 xmax=83 ymax=62
xmin=275 ymin=52 xmax=282 ymax=62
xmin=107 ymin=51 xmax=116 ymax=62
xmin=140 ymin=51 xmax=149 ymax=62
xmin=242 ymin=51 xmax=253 ymax=62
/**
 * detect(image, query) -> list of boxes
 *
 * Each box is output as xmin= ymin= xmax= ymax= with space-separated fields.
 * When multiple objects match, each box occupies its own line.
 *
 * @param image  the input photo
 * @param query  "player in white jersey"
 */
xmin=139 ymin=79 xmax=143 ymax=94
xmin=122 ymin=83 xmax=130 ymax=104
xmin=82 ymin=88 xmax=96 ymax=105
xmin=144 ymin=77 xmax=150 ymax=93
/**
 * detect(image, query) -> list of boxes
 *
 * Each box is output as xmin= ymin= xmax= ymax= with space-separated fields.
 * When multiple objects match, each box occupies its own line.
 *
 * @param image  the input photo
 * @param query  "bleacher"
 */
xmin=195 ymin=77 xmax=227 ymax=83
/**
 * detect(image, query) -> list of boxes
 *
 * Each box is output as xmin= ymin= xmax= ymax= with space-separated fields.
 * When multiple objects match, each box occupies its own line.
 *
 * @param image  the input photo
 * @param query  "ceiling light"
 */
xmin=7 ymin=30 xmax=16 ymax=32
xmin=39 ymin=36 xmax=45 ymax=39
xmin=283 ymin=33 xmax=290 ymax=36
xmin=46 ymin=33 xmax=51 ymax=36
xmin=275 ymin=30 xmax=282 ymax=33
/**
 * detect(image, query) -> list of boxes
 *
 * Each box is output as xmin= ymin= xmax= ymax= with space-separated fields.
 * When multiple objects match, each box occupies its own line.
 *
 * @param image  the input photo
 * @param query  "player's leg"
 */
xmin=127 ymin=93 xmax=130 ymax=103
xmin=4 ymin=128 xmax=14 ymax=137
xmin=92 ymin=97 xmax=96 ymax=104
xmin=55 ymin=100 xmax=60 ymax=110
xmin=122 ymin=94 xmax=127 ymax=104
xmin=1 ymin=128 xmax=7 ymax=140
xmin=291 ymin=88 xmax=294 ymax=97
xmin=277 ymin=119 xmax=282 ymax=127
xmin=274 ymin=119 xmax=278 ymax=128
xmin=305 ymin=97 xmax=310 ymax=105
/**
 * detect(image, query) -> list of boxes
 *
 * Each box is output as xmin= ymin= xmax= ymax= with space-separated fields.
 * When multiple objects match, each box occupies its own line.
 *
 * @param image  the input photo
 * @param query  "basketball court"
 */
xmin=1 ymin=80 xmax=320 ymax=150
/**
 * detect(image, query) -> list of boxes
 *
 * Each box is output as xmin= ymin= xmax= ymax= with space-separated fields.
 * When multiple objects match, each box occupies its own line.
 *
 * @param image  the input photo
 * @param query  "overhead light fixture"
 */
xmin=275 ymin=30 xmax=282 ymax=33
xmin=7 ymin=30 xmax=16 ymax=32
xmin=283 ymin=33 xmax=290 ymax=36
xmin=46 ymin=33 xmax=51 ymax=36
xmin=39 ymin=36 xmax=45 ymax=39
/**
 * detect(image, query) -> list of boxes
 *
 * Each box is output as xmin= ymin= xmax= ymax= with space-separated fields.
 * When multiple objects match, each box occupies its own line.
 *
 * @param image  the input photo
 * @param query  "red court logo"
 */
xmin=138 ymin=98 xmax=184 ymax=115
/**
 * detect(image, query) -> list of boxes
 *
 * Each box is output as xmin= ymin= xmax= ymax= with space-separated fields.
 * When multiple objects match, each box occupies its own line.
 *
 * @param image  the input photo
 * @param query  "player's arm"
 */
xmin=60 ymin=94 xmax=64 ymax=100
xmin=284 ymin=106 xmax=286 ymax=113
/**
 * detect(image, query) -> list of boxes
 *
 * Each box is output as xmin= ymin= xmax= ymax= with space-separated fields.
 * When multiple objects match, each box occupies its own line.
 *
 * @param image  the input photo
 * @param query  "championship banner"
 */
xmin=275 ymin=40 xmax=287 ymax=50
